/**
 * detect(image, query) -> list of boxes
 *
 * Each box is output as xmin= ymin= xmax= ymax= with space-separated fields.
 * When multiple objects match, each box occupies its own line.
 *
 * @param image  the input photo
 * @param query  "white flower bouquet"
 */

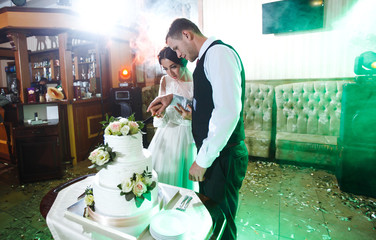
xmin=88 ymin=143 xmax=116 ymax=167
xmin=84 ymin=187 xmax=95 ymax=209
xmin=117 ymin=167 xmax=156 ymax=208
xmin=100 ymin=114 xmax=144 ymax=136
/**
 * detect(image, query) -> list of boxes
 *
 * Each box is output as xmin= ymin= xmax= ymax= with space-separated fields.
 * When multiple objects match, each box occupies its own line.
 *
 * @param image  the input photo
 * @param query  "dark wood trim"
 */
xmin=9 ymin=32 xmax=30 ymax=103
xmin=0 ymin=6 xmax=78 ymax=15
xmin=0 ymin=47 xmax=14 ymax=59
xmin=58 ymin=32 xmax=74 ymax=101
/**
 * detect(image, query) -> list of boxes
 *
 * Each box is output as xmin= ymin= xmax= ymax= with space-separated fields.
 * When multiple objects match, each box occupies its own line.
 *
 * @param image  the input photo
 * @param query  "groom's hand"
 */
xmin=189 ymin=161 xmax=206 ymax=182
xmin=147 ymin=94 xmax=173 ymax=116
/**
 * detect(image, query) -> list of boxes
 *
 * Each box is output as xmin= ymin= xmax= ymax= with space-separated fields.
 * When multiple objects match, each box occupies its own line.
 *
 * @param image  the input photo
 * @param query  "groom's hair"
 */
xmin=166 ymin=18 xmax=203 ymax=41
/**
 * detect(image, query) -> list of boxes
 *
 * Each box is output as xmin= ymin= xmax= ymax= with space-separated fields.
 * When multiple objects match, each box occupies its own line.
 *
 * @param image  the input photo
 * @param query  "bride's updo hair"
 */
xmin=158 ymin=47 xmax=188 ymax=67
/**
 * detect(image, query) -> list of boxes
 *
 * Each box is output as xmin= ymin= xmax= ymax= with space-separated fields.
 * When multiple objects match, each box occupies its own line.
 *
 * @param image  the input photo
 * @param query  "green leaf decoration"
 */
xmin=128 ymin=113 xmax=135 ymax=121
xmin=137 ymin=121 xmax=144 ymax=130
xmin=117 ymin=184 xmax=122 ymax=190
xmin=135 ymin=196 xmax=145 ymax=208
xmin=143 ymin=191 xmax=151 ymax=201
xmin=125 ymin=192 xmax=135 ymax=201
xmin=85 ymin=187 xmax=93 ymax=195
xmin=149 ymin=181 xmax=156 ymax=190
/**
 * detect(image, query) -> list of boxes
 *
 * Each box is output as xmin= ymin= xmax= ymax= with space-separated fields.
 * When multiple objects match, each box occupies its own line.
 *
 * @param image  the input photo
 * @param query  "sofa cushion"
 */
xmin=244 ymin=83 xmax=274 ymax=158
xmin=276 ymin=132 xmax=337 ymax=147
xmin=245 ymin=130 xmax=272 ymax=158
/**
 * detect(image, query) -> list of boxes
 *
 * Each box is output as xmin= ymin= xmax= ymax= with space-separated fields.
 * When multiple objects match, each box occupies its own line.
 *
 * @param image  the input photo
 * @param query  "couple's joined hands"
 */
xmin=147 ymin=94 xmax=173 ymax=117
xmin=147 ymin=94 xmax=192 ymax=120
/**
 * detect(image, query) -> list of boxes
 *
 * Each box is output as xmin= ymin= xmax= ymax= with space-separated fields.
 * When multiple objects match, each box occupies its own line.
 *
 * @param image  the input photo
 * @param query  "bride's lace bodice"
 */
xmin=154 ymin=75 xmax=193 ymax=127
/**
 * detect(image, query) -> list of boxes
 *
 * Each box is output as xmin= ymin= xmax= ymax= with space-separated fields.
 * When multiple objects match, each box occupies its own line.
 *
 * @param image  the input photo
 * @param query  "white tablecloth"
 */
xmin=46 ymin=176 xmax=212 ymax=240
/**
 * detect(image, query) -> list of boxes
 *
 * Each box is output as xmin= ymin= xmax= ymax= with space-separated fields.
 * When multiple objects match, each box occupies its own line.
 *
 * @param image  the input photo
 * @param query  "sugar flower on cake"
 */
xmin=83 ymin=186 xmax=95 ymax=217
xmin=88 ymin=143 xmax=116 ymax=167
xmin=100 ymin=114 xmax=144 ymax=136
xmin=117 ymin=167 xmax=156 ymax=208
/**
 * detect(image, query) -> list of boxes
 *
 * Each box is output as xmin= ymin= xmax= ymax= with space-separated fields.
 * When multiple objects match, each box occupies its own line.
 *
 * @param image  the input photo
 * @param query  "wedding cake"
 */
xmin=86 ymin=115 xmax=159 ymax=235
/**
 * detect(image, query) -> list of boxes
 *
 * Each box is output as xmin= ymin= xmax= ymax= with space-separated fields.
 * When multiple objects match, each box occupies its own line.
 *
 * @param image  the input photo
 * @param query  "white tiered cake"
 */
xmin=87 ymin=116 xmax=159 ymax=236
xmin=93 ymin=133 xmax=158 ymax=216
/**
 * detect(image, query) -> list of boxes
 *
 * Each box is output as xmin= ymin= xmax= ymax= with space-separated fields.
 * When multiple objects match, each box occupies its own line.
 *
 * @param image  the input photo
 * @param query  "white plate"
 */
xmin=149 ymin=209 xmax=190 ymax=239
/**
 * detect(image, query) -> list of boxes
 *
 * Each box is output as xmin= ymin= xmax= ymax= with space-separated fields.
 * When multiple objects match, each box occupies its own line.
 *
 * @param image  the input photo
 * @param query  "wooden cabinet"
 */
xmin=70 ymin=98 xmax=111 ymax=162
xmin=0 ymin=8 xmax=132 ymax=169
xmin=13 ymin=122 xmax=63 ymax=183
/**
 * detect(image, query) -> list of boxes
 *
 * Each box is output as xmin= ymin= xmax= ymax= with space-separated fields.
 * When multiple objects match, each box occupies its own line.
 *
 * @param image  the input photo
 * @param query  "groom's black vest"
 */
xmin=192 ymin=40 xmax=245 ymax=150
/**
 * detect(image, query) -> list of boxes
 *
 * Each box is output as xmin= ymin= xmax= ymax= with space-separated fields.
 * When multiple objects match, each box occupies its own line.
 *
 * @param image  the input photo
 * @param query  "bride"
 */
xmin=148 ymin=47 xmax=198 ymax=191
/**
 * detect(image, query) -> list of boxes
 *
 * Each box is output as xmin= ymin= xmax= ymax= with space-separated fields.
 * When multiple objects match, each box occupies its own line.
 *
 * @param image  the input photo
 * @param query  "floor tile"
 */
xmin=237 ymin=226 xmax=279 ymax=240
xmin=279 ymin=189 xmax=324 ymax=222
xmin=279 ymin=212 xmax=330 ymax=240
xmin=325 ymin=219 xmax=376 ymax=240
xmin=237 ymin=206 xmax=280 ymax=236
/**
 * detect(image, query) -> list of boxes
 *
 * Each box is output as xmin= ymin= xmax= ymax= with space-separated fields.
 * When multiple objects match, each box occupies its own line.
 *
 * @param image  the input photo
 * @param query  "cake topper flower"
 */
xmin=100 ymin=114 xmax=144 ymax=136
xmin=117 ymin=167 xmax=156 ymax=208
xmin=88 ymin=143 xmax=116 ymax=168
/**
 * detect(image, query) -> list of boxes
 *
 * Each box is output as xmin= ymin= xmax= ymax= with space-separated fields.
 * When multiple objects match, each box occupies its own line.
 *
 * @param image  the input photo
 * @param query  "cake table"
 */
xmin=41 ymin=174 xmax=225 ymax=240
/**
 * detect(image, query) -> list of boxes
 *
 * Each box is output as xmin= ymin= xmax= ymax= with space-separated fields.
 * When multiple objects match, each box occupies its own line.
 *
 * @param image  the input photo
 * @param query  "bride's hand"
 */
xmin=174 ymin=104 xmax=192 ymax=120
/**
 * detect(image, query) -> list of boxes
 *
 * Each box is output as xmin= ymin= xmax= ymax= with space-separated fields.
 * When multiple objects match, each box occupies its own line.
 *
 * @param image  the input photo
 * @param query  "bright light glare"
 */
xmin=73 ymin=0 xmax=130 ymax=34
xmin=339 ymin=0 xmax=375 ymax=34
xmin=122 ymin=69 xmax=129 ymax=76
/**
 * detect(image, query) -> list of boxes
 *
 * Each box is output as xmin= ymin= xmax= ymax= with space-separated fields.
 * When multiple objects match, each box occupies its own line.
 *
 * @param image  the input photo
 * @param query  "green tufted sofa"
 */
xmin=243 ymin=83 xmax=275 ymax=158
xmin=274 ymin=81 xmax=351 ymax=169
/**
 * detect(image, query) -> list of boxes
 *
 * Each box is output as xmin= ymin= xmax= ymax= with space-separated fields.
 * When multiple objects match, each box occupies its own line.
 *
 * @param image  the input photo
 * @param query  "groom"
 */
xmin=148 ymin=18 xmax=248 ymax=240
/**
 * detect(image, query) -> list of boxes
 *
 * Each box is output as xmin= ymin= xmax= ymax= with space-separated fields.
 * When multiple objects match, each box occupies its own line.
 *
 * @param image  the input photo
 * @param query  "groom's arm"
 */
xmin=147 ymin=94 xmax=192 ymax=116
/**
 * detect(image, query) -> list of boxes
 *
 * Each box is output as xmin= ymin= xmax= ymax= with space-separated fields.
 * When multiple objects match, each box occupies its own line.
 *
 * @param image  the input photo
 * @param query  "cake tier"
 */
xmin=104 ymin=133 xmax=144 ymax=163
xmin=97 ymin=148 xmax=152 ymax=189
xmin=93 ymin=171 xmax=159 ymax=217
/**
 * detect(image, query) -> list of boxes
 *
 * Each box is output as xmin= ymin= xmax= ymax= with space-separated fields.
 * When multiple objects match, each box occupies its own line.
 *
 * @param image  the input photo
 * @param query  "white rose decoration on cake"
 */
xmin=120 ymin=125 xmax=130 ymax=135
xmin=121 ymin=178 xmax=134 ymax=193
xmin=133 ymin=179 xmax=147 ymax=197
xmin=107 ymin=121 xmax=122 ymax=135
xmin=84 ymin=194 xmax=94 ymax=206
xmin=88 ymin=146 xmax=111 ymax=166
xmin=128 ymin=121 xmax=140 ymax=135
xmin=118 ymin=169 xmax=156 ymax=208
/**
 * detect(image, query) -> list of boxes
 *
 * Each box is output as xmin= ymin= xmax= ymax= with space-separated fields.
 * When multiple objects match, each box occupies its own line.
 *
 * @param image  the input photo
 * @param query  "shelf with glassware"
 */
xmin=28 ymin=49 xmax=63 ymax=103
xmin=72 ymin=48 xmax=99 ymax=100
xmin=31 ymin=59 xmax=60 ymax=83
xmin=29 ymin=49 xmax=61 ymax=83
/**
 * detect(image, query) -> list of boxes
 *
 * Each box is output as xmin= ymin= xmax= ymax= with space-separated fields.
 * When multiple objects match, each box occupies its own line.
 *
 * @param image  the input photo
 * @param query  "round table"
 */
xmin=40 ymin=174 xmax=226 ymax=240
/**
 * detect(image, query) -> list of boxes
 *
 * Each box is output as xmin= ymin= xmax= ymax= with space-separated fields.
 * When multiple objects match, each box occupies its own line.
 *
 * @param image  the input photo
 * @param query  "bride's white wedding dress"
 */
xmin=148 ymin=75 xmax=198 ymax=191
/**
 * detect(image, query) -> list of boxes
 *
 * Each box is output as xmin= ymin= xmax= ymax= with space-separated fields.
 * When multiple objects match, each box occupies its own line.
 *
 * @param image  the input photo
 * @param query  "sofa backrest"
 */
xmin=275 ymin=81 xmax=350 ymax=136
xmin=244 ymin=83 xmax=274 ymax=131
xmin=141 ymin=85 xmax=160 ymax=120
